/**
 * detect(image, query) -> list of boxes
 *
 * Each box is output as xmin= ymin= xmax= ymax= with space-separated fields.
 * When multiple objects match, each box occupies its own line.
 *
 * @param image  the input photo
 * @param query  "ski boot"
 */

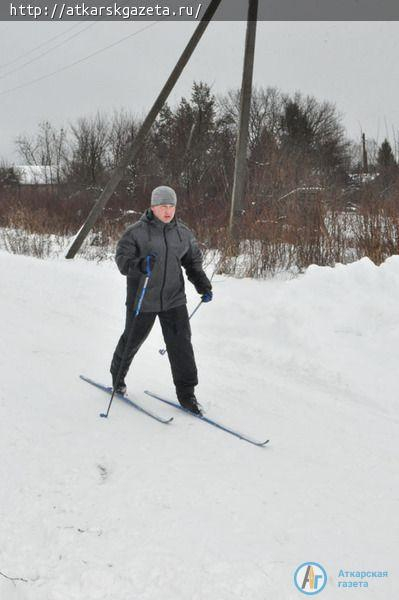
xmin=112 ymin=374 xmax=127 ymax=396
xmin=177 ymin=393 xmax=203 ymax=416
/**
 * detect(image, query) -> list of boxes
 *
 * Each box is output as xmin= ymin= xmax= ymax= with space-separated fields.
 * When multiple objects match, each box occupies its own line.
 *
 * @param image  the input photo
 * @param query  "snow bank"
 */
xmin=1 ymin=251 xmax=398 ymax=599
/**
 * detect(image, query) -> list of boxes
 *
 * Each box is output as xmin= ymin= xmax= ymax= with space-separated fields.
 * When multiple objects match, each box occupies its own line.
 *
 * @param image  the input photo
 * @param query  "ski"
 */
xmin=80 ymin=375 xmax=173 ymax=424
xmin=144 ymin=390 xmax=269 ymax=447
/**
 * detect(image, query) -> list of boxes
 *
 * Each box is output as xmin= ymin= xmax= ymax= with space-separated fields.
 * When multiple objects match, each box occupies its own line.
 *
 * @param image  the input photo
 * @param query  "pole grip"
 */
xmin=134 ymin=254 xmax=155 ymax=315
xmin=145 ymin=253 xmax=156 ymax=277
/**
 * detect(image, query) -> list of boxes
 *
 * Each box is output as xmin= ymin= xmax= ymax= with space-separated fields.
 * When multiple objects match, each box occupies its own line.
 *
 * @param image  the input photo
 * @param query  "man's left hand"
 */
xmin=201 ymin=291 xmax=213 ymax=303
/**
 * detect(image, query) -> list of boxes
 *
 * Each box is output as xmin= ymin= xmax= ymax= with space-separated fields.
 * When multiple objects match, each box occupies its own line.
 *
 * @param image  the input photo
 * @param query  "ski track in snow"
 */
xmin=1 ymin=251 xmax=398 ymax=599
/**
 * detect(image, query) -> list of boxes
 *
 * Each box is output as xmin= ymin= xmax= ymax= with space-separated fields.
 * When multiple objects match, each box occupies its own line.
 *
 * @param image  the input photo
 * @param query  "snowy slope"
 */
xmin=1 ymin=251 xmax=398 ymax=599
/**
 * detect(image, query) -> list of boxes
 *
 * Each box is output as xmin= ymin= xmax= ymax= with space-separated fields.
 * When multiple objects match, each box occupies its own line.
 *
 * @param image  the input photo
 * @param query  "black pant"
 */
xmin=110 ymin=304 xmax=198 ymax=398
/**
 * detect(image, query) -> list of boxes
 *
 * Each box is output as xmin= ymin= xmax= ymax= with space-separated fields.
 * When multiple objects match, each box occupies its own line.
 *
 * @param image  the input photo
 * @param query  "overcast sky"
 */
xmin=1 ymin=20 xmax=398 ymax=163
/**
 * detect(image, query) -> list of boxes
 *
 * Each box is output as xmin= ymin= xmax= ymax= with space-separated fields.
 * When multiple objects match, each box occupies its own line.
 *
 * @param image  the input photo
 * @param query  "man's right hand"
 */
xmin=139 ymin=254 xmax=156 ymax=275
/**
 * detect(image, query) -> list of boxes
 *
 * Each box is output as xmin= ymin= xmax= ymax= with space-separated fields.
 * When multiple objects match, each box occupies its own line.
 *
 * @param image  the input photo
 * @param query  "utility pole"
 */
xmin=362 ymin=132 xmax=368 ymax=174
xmin=229 ymin=0 xmax=259 ymax=235
xmin=65 ymin=0 xmax=223 ymax=259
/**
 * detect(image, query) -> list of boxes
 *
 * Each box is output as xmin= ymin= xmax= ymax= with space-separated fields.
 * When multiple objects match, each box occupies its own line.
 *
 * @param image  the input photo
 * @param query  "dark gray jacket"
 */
xmin=115 ymin=209 xmax=212 ymax=312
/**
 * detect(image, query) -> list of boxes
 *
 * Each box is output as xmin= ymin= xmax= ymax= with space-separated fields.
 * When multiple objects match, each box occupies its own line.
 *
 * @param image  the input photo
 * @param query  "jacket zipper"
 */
xmin=160 ymin=226 xmax=168 ymax=311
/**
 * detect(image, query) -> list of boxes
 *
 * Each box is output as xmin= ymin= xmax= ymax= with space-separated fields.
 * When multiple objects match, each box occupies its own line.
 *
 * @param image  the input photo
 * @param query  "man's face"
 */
xmin=152 ymin=204 xmax=176 ymax=223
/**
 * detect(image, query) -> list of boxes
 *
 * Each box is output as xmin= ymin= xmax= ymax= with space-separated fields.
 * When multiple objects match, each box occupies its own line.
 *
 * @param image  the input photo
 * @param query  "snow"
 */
xmin=0 ymin=251 xmax=398 ymax=599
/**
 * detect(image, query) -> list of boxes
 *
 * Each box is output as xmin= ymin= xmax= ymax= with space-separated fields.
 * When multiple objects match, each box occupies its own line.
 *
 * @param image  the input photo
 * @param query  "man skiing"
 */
xmin=110 ymin=185 xmax=212 ymax=415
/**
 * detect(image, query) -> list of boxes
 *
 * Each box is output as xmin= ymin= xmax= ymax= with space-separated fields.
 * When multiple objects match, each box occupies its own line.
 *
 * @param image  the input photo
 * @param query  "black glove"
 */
xmin=139 ymin=254 xmax=156 ymax=275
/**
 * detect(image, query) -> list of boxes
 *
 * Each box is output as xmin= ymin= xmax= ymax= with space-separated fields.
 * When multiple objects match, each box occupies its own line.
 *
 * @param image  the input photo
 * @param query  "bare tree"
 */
xmin=15 ymin=121 xmax=67 ymax=185
xmin=66 ymin=113 xmax=110 ymax=186
xmin=108 ymin=109 xmax=138 ymax=168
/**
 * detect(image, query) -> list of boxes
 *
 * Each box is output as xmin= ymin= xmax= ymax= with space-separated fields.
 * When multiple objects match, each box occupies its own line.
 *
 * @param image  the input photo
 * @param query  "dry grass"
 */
xmin=1 ymin=184 xmax=398 ymax=276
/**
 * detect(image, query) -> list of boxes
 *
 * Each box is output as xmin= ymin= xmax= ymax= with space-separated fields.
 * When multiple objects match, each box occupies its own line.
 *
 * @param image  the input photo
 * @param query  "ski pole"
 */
xmin=100 ymin=254 xmax=154 ymax=419
xmin=158 ymin=299 xmax=203 ymax=356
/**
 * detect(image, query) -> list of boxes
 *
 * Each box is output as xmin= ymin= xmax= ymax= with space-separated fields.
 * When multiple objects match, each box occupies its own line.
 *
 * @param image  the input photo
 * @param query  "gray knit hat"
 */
xmin=151 ymin=185 xmax=177 ymax=207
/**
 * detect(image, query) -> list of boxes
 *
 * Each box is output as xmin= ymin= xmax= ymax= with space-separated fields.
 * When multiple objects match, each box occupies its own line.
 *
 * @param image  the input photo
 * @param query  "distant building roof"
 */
xmin=15 ymin=165 xmax=57 ymax=185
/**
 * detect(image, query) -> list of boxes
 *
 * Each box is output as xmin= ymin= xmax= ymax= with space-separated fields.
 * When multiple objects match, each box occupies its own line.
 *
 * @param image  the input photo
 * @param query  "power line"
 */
xmin=0 ymin=22 xmax=84 ymax=70
xmin=0 ymin=22 xmax=98 ymax=80
xmin=0 ymin=21 xmax=160 ymax=98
